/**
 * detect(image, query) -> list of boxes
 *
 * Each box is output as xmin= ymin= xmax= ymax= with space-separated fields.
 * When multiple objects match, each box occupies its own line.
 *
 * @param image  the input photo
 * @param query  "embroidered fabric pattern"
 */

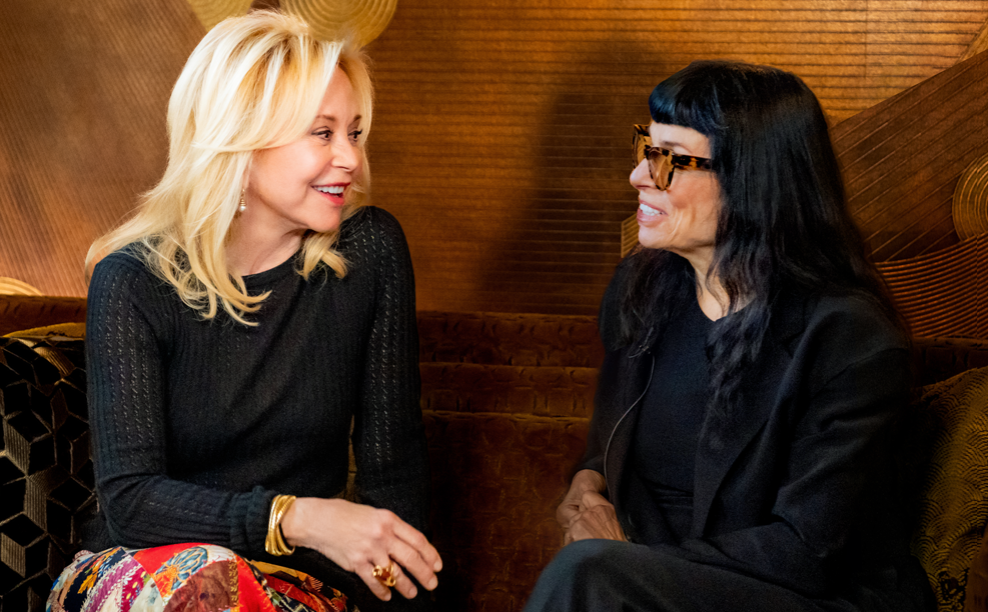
xmin=47 ymin=543 xmax=347 ymax=612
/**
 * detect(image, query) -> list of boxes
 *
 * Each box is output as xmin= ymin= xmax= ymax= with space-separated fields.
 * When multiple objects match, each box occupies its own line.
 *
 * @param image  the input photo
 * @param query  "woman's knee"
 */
xmin=550 ymin=539 xmax=639 ymax=577
xmin=524 ymin=540 xmax=651 ymax=612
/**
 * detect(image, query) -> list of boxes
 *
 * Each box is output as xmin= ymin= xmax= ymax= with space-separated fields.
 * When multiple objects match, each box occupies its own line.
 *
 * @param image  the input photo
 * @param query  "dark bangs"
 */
xmin=647 ymin=61 xmax=728 ymax=144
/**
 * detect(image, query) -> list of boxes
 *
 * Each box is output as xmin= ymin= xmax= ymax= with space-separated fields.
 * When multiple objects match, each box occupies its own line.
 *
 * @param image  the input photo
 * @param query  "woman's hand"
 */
xmin=280 ymin=497 xmax=442 ymax=601
xmin=566 ymin=491 xmax=627 ymax=543
xmin=557 ymin=469 xmax=611 ymax=544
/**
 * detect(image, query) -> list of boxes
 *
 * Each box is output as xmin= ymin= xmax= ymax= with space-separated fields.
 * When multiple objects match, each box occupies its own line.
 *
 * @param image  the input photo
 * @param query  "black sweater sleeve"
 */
xmin=348 ymin=209 xmax=430 ymax=533
xmin=86 ymin=254 xmax=275 ymax=557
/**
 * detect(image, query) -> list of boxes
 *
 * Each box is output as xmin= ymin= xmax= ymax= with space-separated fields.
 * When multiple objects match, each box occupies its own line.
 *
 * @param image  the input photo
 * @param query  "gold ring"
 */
xmin=372 ymin=563 xmax=397 ymax=587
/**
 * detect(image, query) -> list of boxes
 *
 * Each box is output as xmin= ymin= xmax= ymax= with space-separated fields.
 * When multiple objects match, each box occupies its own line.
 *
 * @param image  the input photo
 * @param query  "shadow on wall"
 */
xmin=476 ymin=38 xmax=663 ymax=317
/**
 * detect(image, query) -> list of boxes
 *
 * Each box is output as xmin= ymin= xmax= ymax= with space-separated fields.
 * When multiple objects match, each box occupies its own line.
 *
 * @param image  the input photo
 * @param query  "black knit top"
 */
xmin=626 ymin=294 xmax=714 ymax=545
xmin=83 ymin=207 xmax=428 ymax=582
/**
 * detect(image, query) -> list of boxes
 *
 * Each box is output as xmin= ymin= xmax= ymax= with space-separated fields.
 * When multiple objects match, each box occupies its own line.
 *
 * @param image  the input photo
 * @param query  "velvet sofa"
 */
xmin=3 ymin=295 xmax=988 ymax=612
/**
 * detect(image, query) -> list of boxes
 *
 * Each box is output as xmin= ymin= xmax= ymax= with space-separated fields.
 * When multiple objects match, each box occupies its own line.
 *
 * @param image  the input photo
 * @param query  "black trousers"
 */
xmin=522 ymin=539 xmax=904 ymax=612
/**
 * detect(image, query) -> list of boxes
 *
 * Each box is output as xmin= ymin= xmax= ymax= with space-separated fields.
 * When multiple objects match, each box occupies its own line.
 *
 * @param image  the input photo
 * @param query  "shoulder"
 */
xmin=87 ymin=244 xmax=180 ymax=336
xmin=801 ymin=291 xmax=906 ymax=351
xmin=336 ymin=206 xmax=414 ymax=291
xmin=88 ymin=244 xmax=184 ymax=316
xmin=337 ymin=207 xmax=410 ymax=266
xmin=339 ymin=206 xmax=407 ymax=247
xmin=89 ymin=244 xmax=162 ymax=296
xmin=782 ymin=289 xmax=908 ymax=388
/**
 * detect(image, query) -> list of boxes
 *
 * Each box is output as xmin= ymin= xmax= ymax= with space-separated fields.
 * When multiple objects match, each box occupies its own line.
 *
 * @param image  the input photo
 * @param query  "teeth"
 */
xmin=639 ymin=203 xmax=662 ymax=217
xmin=315 ymin=186 xmax=345 ymax=195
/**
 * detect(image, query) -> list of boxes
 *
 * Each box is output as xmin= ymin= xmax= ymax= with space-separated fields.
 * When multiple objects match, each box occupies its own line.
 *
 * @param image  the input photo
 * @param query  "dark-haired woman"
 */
xmin=523 ymin=61 xmax=934 ymax=612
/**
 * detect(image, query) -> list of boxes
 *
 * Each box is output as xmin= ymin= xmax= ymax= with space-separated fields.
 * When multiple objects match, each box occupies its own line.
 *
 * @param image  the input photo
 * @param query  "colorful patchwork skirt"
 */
xmin=47 ymin=543 xmax=348 ymax=612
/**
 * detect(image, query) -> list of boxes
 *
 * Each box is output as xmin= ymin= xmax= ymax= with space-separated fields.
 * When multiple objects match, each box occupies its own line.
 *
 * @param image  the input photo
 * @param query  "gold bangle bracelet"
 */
xmin=265 ymin=495 xmax=297 ymax=556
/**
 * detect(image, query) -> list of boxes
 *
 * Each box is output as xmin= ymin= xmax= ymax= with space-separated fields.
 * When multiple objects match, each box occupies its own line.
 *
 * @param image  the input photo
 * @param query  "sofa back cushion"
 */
xmin=906 ymin=366 xmax=988 ymax=612
xmin=0 ymin=337 xmax=92 ymax=612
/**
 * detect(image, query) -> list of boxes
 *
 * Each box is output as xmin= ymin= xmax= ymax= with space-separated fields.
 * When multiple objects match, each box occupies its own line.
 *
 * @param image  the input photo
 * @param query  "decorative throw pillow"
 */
xmin=0 ymin=337 xmax=91 ymax=612
xmin=908 ymin=366 xmax=988 ymax=612
xmin=965 ymin=529 xmax=988 ymax=612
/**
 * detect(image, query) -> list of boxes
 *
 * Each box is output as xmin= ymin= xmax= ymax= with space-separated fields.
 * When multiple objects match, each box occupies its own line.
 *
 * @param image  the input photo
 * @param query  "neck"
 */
xmin=227 ymin=219 xmax=305 ymax=276
xmin=687 ymin=253 xmax=730 ymax=321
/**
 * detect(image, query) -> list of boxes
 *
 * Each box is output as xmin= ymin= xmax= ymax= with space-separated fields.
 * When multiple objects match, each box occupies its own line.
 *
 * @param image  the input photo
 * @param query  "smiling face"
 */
xmin=243 ymin=67 xmax=362 ymax=242
xmin=632 ymin=122 xmax=722 ymax=268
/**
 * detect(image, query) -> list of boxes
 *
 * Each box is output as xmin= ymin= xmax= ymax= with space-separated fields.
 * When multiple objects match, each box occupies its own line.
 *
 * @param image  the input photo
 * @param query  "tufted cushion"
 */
xmin=417 ymin=311 xmax=603 ymax=367
xmin=907 ymin=366 xmax=988 ymax=612
xmin=0 ymin=296 xmax=86 ymax=337
xmin=420 ymin=363 xmax=597 ymax=418
xmin=0 ymin=338 xmax=92 ymax=612
xmin=424 ymin=410 xmax=589 ymax=612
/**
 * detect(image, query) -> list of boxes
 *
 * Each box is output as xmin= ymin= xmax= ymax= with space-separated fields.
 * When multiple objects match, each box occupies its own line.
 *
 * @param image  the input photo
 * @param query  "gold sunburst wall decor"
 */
xmin=186 ymin=0 xmax=254 ymax=30
xmin=184 ymin=0 xmax=398 ymax=45
xmin=953 ymin=153 xmax=988 ymax=240
xmin=281 ymin=0 xmax=398 ymax=46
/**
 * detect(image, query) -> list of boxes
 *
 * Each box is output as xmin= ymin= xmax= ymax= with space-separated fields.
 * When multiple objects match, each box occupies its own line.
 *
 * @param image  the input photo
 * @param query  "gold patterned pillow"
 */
xmin=909 ymin=367 xmax=988 ymax=612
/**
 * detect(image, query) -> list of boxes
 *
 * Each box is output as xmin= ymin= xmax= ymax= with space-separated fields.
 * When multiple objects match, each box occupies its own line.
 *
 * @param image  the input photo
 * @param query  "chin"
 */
xmin=307 ymin=213 xmax=343 ymax=234
xmin=637 ymin=231 xmax=667 ymax=251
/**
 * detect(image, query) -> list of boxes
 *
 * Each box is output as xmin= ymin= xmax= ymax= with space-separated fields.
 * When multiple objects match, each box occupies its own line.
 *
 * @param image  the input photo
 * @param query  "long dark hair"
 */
xmin=620 ymin=60 xmax=898 ymax=418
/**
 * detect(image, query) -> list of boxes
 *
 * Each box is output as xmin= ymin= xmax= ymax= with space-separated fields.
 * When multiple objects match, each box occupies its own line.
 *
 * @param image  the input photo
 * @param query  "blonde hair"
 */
xmin=87 ymin=10 xmax=374 ymax=325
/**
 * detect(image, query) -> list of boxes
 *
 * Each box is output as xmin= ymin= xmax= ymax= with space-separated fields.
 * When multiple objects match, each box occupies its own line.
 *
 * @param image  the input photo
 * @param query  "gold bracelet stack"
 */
xmin=265 ymin=495 xmax=297 ymax=556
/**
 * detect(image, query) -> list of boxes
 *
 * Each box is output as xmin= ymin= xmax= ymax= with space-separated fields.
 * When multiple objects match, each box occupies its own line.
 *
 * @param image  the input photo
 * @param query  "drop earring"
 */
xmin=239 ymin=190 xmax=246 ymax=213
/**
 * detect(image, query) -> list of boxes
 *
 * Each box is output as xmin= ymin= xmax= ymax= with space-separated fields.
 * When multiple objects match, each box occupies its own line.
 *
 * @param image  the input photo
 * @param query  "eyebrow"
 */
xmin=656 ymin=139 xmax=705 ymax=156
xmin=315 ymin=114 xmax=362 ymax=123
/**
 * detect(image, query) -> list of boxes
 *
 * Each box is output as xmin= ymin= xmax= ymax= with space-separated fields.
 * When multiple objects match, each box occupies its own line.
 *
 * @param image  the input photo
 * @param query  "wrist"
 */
xmin=572 ymin=469 xmax=606 ymax=495
xmin=266 ymin=495 xmax=298 ymax=555
xmin=279 ymin=496 xmax=310 ymax=547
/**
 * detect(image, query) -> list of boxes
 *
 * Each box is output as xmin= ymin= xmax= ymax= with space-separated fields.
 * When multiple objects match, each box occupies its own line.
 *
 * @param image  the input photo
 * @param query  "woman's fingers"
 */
xmin=388 ymin=536 xmax=439 ymax=593
xmin=362 ymin=550 xmax=431 ymax=602
xmin=283 ymin=499 xmax=442 ymax=600
xmin=359 ymin=561 xmax=394 ymax=601
xmin=568 ymin=503 xmax=627 ymax=542
xmin=392 ymin=517 xmax=443 ymax=573
xmin=361 ymin=513 xmax=441 ymax=600
xmin=580 ymin=489 xmax=610 ymax=509
xmin=558 ymin=470 xmax=608 ymax=529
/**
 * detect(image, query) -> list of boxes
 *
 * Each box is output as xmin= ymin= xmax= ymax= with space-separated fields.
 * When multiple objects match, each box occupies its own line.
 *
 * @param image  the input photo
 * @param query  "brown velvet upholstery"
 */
xmin=417 ymin=311 xmax=603 ymax=368
xmin=3 ymin=309 xmax=988 ymax=612
xmin=425 ymin=411 xmax=589 ymax=612
xmin=913 ymin=337 xmax=988 ymax=387
xmin=417 ymin=311 xmax=602 ymax=611
xmin=0 ymin=296 xmax=87 ymax=337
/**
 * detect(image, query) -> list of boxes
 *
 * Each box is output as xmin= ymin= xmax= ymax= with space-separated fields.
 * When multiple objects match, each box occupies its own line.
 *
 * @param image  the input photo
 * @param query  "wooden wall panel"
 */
xmin=0 ymin=0 xmax=203 ymax=297
xmin=0 ymin=0 xmax=985 ymax=315
xmin=834 ymin=49 xmax=988 ymax=260
xmin=367 ymin=0 xmax=988 ymax=314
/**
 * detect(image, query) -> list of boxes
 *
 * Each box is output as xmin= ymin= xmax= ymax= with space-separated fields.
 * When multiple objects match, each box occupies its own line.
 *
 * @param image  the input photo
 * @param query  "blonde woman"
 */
xmin=48 ymin=11 xmax=439 ymax=612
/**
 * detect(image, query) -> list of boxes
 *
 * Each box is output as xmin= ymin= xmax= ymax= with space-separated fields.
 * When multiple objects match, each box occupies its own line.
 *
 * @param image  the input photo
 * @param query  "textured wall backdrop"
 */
xmin=1 ymin=0 xmax=986 ymax=315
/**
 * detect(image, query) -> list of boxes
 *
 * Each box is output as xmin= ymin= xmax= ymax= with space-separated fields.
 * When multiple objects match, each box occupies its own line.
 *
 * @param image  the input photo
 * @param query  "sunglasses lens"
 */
xmin=647 ymin=149 xmax=674 ymax=190
xmin=634 ymin=133 xmax=647 ymax=167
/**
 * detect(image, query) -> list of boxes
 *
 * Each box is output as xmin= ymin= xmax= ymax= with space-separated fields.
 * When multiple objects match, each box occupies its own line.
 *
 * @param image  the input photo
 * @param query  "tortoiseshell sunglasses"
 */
xmin=633 ymin=124 xmax=713 ymax=190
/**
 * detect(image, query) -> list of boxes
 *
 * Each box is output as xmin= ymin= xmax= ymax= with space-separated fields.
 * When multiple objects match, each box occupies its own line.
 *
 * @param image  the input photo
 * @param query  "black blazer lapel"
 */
xmin=691 ymin=292 xmax=809 ymax=535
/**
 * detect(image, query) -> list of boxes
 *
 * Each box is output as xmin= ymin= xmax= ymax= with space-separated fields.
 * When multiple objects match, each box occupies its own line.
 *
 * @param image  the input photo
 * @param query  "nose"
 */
xmin=630 ymin=157 xmax=654 ymax=188
xmin=332 ymin=136 xmax=360 ymax=172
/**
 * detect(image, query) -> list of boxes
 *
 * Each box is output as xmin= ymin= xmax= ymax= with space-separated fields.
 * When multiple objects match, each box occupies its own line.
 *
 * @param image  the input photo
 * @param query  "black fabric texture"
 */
xmin=626 ymin=293 xmax=713 ymax=545
xmin=82 ymin=206 xmax=430 ymax=610
xmin=558 ymin=253 xmax=935 ymax=612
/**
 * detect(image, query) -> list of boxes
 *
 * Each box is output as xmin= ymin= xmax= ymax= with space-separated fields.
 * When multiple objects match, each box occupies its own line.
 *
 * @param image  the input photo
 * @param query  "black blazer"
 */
xmin=579 ymin=261 xmax=931 ymax=608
